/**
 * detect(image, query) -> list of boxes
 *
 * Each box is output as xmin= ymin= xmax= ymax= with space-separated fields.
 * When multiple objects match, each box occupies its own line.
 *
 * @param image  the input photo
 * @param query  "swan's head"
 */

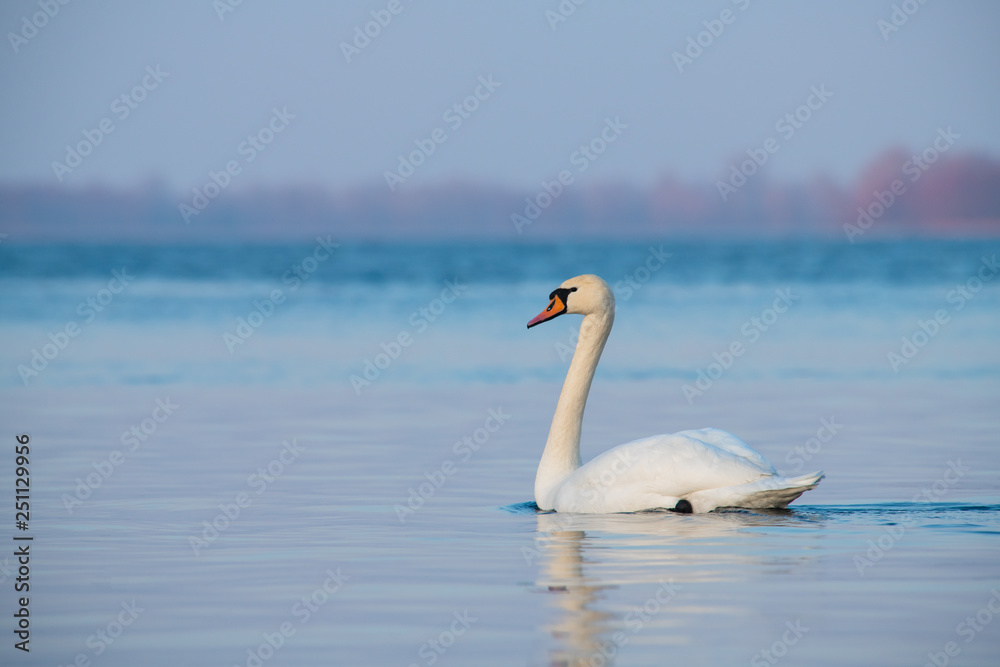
xmin=527 ymin=274 xmax=615 ymax=328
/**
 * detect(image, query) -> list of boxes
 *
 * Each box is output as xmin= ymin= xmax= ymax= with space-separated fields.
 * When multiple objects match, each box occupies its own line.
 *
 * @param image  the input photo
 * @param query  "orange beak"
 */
xmin=527 ymin=293 xmax=568 ymax=328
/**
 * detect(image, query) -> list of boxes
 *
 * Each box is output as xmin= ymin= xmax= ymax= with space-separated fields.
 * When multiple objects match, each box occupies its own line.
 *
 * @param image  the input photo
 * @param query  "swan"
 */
xmin=526 ymin=274 xmax=823 ymax=514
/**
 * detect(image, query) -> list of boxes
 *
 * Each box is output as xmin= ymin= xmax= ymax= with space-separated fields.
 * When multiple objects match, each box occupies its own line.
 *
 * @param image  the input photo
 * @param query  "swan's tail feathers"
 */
xmin=738 ymin=471 xmax=824 ymax=509
xmin=686 ymin=471 xmax=824 ymax=512
xmin=780 ymin=470 xmax=826 ymax=492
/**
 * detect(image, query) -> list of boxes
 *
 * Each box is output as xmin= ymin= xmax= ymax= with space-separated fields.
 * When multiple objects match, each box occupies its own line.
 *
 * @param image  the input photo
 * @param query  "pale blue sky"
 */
xmin=1 ymin=0 xmax=998 ymax=193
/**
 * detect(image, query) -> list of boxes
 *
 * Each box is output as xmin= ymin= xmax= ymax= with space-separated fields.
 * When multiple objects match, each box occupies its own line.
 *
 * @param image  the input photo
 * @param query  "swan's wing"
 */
xmin=556 ymin=431 xmax=775 ymax=512
xmin=674 ymin=428 xmax=778 ymax=475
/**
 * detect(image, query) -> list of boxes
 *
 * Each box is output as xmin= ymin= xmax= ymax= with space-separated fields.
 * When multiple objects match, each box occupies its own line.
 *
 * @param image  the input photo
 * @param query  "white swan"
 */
xmin=527 ymin=274 xmax=823 ymax=514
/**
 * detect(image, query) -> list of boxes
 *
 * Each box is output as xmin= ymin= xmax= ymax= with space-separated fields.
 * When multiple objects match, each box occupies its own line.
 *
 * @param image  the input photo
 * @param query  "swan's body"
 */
xmin=527 ymin=274 xmax=823 ymax=514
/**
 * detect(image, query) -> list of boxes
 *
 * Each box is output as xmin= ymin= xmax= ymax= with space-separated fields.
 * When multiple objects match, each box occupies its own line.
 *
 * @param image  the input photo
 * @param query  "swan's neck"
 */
xmin=535 ymin=309 xmax=614 ymax=509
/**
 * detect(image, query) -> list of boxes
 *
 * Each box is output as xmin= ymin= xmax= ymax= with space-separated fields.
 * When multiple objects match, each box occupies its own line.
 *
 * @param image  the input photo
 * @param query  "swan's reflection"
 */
xmin=533 ymin=523 xmax=611 ymax=666
xmin=532 ymin=509 xmax=815 ymax=666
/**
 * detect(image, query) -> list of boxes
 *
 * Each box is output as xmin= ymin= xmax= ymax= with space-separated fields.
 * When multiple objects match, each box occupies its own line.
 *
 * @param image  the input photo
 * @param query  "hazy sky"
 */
xmin=2 ymin=0 xmax=998 ymax=194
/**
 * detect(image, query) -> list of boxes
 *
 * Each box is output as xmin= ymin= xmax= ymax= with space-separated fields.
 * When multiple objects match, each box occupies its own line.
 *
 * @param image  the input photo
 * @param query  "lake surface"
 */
xmin=1 ymin=240 xmax=998 ymax=666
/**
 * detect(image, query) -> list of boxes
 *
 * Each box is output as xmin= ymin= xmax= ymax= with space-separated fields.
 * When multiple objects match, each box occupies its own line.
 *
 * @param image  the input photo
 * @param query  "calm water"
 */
xmin=1 ymin=240 xmax=998 ymax=666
